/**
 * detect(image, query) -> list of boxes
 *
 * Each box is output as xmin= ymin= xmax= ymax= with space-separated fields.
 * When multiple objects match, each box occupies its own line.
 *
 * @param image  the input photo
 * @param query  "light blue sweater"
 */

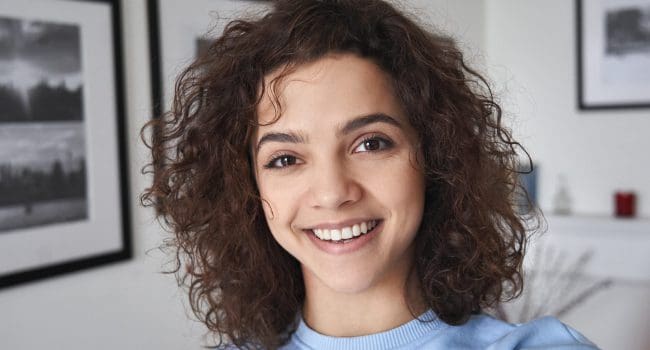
xmin=279 ymin=310 xmax=598 ymax=349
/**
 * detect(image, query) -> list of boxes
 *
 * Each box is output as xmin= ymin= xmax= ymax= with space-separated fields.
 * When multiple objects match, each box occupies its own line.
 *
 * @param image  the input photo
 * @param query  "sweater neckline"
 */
xmin=292 ymin=310 xmax=443 ymax=350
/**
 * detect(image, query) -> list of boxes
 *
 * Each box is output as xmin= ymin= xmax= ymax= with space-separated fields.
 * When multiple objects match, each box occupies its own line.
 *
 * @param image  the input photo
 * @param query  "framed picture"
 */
xmin=148 ymin=0 xmax=271 ymax=119
xmin=577 ymin=0 xmax=650 ymax=109
xmin=0 ymin=0 xmax=131 ymax=288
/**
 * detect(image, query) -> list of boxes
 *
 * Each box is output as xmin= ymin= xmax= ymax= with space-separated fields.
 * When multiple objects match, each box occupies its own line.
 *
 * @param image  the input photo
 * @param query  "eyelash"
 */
xmin=263 ymin=135 xmax=394 ymax=170
xmin=264 ymin=153 xmax=299 ymax=169
xmin=354 ymin=134 xmax=394 ymax=153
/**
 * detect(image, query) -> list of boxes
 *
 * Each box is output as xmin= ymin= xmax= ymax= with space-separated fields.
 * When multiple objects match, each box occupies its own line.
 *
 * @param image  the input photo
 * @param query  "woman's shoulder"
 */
xmin=444 ymin=313 xmax=598 ymax=350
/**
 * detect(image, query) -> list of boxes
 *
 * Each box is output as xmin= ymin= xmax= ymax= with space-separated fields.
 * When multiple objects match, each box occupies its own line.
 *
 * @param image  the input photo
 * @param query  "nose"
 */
xmin=307 ymin=159 xmax=362 ymax=209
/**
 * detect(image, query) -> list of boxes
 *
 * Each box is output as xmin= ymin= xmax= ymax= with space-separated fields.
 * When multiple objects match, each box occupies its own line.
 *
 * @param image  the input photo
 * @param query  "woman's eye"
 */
xmin=354 ymin=136 xmax=393 ymax=153
xmin=265 ymin=155 xmax=298 ymax=169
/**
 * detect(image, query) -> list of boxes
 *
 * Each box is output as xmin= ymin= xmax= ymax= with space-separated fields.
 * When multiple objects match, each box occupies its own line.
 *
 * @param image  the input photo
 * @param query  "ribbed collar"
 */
xmin=292 ymin=310 xmax=443 ymax=350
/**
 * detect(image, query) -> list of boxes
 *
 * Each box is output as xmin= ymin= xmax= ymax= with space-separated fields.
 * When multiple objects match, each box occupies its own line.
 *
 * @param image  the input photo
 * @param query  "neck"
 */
xmin=301 ymin=259 xmax=426 ymax=337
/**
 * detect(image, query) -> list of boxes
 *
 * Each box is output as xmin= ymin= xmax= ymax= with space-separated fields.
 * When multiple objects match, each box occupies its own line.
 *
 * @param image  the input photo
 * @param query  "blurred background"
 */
xmin=1 ymin=0 xmax=648 ymax=349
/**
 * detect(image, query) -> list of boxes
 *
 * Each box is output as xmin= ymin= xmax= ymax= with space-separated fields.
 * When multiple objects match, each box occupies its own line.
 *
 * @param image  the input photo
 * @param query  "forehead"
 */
xmin=255 ymin=54 xmax=404 ymax=129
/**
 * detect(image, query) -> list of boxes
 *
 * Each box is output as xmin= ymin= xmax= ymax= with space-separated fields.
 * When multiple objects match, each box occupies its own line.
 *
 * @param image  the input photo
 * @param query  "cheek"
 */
xmin=258 ymin=183 xmax=304 ymax=258
xmin=260 ymin=196 xmax=276 ymax=221
xmin=379 ymin=159 xmax=425 ymax=208
xmin=259 ymin=183 xmax=279 ymax=222
xmin=258 ymin=179 xmax=299 ymax=228
xmin=259 ymin=188 xmax=287 ymax=247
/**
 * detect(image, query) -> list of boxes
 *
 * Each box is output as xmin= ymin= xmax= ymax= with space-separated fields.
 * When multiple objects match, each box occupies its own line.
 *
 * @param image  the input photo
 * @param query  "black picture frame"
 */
xmin=0 ymin=0 xmax=131 ymax=289
xmin=576 ymin=0 xmax=650 ymax=110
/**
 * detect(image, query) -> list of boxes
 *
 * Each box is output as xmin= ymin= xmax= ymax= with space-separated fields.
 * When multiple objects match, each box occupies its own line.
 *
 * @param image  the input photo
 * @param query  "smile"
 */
xmin=310 ymin=220 xmax=379 ymax=242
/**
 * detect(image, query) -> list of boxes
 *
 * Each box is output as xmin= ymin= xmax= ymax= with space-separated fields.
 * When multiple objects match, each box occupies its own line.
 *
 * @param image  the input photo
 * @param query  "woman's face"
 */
xmin=254 ymin=54 xmax=426 ymax=295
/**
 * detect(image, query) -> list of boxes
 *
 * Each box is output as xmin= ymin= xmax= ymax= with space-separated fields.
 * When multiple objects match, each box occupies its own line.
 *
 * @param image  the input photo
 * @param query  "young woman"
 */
xmin=143 ymin=0 xmax=598 ymax=349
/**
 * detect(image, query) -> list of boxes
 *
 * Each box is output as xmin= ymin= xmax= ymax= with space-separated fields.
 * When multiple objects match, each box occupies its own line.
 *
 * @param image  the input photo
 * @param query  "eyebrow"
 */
xmin=255 ymin=131 xmax=307 ymax=153
xmin=338 ymin=113 xmax=402 ymax=136
xmin=255 ymin=113 xmax=402 ymax=153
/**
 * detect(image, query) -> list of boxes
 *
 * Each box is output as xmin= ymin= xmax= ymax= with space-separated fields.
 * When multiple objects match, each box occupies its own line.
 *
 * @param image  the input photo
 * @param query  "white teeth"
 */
xmin=341 ymin=227 xmax=352 ymax=239
xmin=360 ymin=222 xmax=368 ymax=234
xmin=352 ymin=224 xmax=361 ymax=237
xmin=311 ymin=220 xmax=379 ymax=242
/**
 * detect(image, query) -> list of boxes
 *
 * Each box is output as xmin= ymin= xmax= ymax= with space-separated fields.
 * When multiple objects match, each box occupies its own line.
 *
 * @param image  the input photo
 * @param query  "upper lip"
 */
xmin=303 ymin=218 xmax=381 ymax=230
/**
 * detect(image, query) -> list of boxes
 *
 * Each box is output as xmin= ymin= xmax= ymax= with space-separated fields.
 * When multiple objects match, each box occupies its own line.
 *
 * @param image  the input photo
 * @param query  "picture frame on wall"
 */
xmin=0 ymin=0 xmax=131 ymax=288
xmin=148 ymin=0 xmax=272 ymax=119
xmin=577 ymin=0 xmax=650 ymax=109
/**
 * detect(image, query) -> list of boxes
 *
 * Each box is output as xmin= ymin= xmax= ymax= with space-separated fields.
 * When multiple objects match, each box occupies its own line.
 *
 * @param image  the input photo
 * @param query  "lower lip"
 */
xmin=305 ymin=221 xmax=383 ymax=255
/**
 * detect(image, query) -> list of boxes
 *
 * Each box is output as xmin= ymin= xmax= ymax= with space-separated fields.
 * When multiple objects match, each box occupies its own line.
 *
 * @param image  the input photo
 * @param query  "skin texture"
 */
xmin=254 ymin=54 xmax=427 ymax=336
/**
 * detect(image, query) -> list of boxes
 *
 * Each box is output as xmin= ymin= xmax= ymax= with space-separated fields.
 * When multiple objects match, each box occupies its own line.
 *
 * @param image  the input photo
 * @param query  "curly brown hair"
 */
xmin=142 ymin=0 xmax=535 ymax=348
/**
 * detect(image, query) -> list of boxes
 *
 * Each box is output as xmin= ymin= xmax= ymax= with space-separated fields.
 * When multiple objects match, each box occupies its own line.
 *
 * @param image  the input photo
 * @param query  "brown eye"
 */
xmin=279 ymin=156 xmax=296 ymax=167
xmin=265 ymin=155 xmax=298 ymax=169
xmin=354 ymin=136 xmax=393 ymax=153
xmin=363 ymin=139 xmax=381 ymax=151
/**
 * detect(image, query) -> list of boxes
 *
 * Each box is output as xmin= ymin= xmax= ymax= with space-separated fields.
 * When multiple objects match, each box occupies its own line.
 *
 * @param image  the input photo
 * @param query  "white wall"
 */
xmin=485 ymin=1 xmax=650 ymax=349
xmin=396 ymin=0 xmax=485 ymax=56
xmin=485 ymin=0 xmax=650 ymax=217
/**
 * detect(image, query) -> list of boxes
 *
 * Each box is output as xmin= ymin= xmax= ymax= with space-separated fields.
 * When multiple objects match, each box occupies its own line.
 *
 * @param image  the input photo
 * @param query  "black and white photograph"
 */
xmin=603 ymin=4 xmax=650 ymax=84
xmin=0 ymin=0 xmax=130 ymax=289
xmin=577 ymin=0 xmax=650 ymax=109
xmin=605 ymin=5 xmax=650 ymax=56
xmin=0 ymin=16 xmax=88 ymax=233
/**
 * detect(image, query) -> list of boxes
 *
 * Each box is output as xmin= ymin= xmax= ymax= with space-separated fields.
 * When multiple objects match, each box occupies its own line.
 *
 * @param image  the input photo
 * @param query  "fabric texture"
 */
xmin=278 ymin=310 xmax=598 ymax=350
